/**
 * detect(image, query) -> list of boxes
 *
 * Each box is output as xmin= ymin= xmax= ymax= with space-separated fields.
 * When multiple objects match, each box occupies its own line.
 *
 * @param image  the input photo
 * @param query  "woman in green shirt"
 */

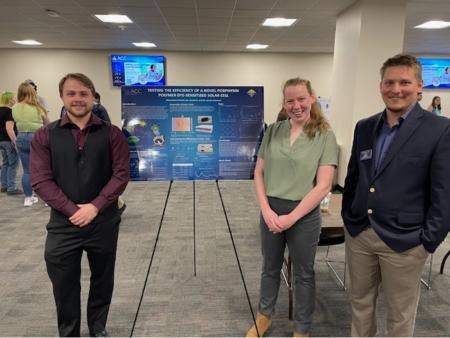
xmin=246 ymin=78 xmax=338 ymax=337
xmin=427 ymin=96 xmax=441 ymax=116
xmin=12 ymin=82 xmax=49 ymax=206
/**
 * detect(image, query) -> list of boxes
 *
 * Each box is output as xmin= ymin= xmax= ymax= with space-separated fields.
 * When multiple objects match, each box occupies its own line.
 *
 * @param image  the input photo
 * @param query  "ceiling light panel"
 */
xmin=263 ymin=18 xmax=297 ymax=27
xmin=414 ymin=20 xmax=450 ymax=29
xmin=12 ymin=40 xmax=42 ymax=45
xmin=95 ymin=14 xmax=133 ymax=23
xmin=133 ymin=42 xmax=157 ymax=47
xmin=246 ymin=43 xmax=269 ymax=49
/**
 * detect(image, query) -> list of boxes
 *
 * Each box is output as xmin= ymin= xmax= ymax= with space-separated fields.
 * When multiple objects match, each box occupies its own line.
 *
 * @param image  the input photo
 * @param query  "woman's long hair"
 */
xmin=17 ymin=82 xmax=46 ymax=115
xmin=282 ymin=77 xmax=330 ymax=138
xmin=276 ymin=107 xmax=288 ymax=121
xmin=431 ymin=96 xmax=441 ymax=110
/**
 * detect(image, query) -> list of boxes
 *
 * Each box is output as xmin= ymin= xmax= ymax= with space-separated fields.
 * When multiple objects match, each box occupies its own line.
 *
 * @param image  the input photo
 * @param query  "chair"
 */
xmin=440 ymin=249 xmax=450 ymax=274
xmin=282 ymin=227 xmax=346 ymax=320
xmin=320 ymin=228 xmax=347 ymax=289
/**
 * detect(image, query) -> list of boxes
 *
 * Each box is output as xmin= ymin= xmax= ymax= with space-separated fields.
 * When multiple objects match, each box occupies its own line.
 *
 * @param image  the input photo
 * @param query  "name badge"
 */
xmin=360 ymin=149 xmax=372 ymax=161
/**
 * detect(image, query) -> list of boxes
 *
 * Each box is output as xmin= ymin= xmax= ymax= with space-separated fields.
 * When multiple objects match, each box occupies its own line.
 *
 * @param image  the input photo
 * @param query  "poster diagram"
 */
xmin=121 ymin=86 xmax=264 ymax=181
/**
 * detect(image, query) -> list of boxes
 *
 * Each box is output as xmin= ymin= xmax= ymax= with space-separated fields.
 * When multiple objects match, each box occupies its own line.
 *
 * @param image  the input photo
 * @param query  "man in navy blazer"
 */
xmin=342 ymin=54 xmax=450 ymax=337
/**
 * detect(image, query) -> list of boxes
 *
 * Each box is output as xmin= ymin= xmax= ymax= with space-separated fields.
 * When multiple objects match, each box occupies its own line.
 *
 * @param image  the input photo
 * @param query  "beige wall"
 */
xmin=0 ymin=49 xmax=333 ymax=126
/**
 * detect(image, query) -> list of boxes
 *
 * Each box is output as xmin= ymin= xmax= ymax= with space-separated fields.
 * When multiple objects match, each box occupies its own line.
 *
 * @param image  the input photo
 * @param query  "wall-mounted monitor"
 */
xmin=418 ymin=57 xmax=450 ymax=89
xmin=111 ymin=54 xmax=166 ymax=87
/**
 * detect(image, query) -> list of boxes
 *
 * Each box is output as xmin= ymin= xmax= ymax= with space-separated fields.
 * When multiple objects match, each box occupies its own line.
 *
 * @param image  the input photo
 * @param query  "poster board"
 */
xmin=121 ymin=86 xmax=264 ymax=180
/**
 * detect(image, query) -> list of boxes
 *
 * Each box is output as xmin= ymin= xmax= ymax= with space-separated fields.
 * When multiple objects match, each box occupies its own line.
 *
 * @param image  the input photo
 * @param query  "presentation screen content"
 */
xmin=418 ymin=57 xmax=450 ymax=89
xmin=121 ymin=86 xmax=264 ymax=181
xmin=111 ymin=55 xmax=166 ymax=87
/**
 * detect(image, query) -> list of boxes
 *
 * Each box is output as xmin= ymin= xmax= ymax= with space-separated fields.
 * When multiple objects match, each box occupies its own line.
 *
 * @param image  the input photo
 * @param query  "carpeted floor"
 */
xmin=0 ymin=180 xmax=449 ymax=336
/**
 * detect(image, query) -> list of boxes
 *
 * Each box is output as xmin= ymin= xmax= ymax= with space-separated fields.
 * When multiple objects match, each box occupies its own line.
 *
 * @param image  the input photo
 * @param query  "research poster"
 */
xmin=121 ymin=86 xmax=264 ymax=181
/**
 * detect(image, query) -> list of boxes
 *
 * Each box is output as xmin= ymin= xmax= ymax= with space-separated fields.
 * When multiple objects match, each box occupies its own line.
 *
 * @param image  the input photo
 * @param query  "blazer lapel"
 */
xmin=373 ymin=105 xmax=424 ymax=179
xmin=370 ymin=114 xmax=383 ymax=178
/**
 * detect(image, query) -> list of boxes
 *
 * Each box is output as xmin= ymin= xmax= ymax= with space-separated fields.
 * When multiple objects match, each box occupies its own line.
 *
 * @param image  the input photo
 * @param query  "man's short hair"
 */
xmin=59 ymin=73 xmax=96 ymax=97
xmin=380 ymin=54 xmax=423 ymax=82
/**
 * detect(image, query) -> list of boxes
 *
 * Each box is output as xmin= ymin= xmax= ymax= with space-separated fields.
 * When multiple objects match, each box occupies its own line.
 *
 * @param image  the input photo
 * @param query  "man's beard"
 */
xmin=66 ymin=107 xmax=91 ymax=118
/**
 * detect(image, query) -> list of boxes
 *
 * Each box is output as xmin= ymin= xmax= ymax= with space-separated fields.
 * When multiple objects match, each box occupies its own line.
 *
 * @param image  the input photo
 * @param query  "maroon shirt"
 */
xmin=30 ymin=113 xmax=129 ymax=217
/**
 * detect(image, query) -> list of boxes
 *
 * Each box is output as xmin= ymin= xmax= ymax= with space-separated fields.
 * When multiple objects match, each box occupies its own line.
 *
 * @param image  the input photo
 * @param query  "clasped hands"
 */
xmin=69 ymin=203 xmax=99 ymax=227
xmin=262 ymin=207 xmax=296 ymax=234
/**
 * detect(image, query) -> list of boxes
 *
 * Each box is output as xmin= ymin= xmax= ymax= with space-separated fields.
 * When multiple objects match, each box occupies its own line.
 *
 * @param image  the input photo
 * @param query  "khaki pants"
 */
xmin=345 ymin=227 xmax=429 ymax=337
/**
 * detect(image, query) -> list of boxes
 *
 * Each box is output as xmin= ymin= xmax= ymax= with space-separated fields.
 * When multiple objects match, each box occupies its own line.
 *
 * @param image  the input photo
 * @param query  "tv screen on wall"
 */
xmin=418 ymin=57 xmax=450 ymax=89
xmin=111 ymin=54 xmax=166 ymax=87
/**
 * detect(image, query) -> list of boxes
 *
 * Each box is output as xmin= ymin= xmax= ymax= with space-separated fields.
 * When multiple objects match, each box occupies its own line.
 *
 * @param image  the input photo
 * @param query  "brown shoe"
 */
xmin=246 ymin=312 xmax=272 ymax=337
xmin=293 ymin=332 xmax=309 ymax=337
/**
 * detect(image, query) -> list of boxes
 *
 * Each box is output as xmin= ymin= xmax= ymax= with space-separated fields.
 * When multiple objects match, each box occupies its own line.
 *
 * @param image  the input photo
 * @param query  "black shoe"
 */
xmin=91 ymin=329 xmax=109 ymax=337
xmin=118 ymin=203 xmax=127 ymax=215
xmin=0 ymin=187 xmax=6 ymax=193
xmin=7 ymin=189 xmax=23 ymax=195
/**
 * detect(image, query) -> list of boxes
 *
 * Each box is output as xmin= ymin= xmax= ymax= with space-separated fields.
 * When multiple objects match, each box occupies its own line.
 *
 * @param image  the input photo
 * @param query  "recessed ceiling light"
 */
xmin=262 ymin=18 xmax=297 ymax=27
xmin=133 ymin=42 xmax=157 ymax=48
xmin=12 ymin=40 xmax=42 ymax=46
xmin=246 ymin=44 xmax=269 ymax=50
xmin=414 ymin=20 xmax=450 ymax=29
xmin=95 ymin=14 xmax=132 ymax=24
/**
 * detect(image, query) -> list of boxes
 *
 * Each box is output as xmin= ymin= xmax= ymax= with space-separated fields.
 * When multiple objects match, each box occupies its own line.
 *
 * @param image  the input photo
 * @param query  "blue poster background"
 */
xmin=121 ymin=86 xmax=264 ymax=181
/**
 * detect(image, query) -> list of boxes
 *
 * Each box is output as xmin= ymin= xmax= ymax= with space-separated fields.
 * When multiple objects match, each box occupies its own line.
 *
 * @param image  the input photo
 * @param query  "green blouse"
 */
xmin=258 ymin=119 xmax=338 ymax=201
xmin=12 ymin=102 xmax=43 ymax=133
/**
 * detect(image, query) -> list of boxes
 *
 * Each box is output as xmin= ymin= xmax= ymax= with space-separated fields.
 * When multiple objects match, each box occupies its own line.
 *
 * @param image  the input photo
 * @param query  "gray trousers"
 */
xmin=258 ymin=196 xmax=321 ymax=334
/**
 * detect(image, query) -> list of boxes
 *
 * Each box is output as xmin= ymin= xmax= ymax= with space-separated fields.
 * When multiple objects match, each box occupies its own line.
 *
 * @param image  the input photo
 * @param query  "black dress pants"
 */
xmin=44 ymin=216 xmax=120 ymax=337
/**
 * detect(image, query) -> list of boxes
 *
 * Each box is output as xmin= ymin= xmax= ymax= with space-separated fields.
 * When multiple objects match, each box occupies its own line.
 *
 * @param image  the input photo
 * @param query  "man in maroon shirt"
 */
xmin=30 ymin=73 xmax=129 ymax=337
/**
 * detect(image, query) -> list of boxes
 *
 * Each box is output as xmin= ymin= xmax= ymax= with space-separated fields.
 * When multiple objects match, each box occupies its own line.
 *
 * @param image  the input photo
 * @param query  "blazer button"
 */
xmin=368 ymin=209 xmax=373 ymax=214
xmin=369 ymin=187 xmax=375 ymax=192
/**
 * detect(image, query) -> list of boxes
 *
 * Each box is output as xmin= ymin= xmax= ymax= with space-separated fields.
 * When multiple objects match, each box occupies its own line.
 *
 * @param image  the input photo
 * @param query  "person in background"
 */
xmin=24 ymin=79 xmax=49 ymax=113
xmin=427 ymin=95 xmax=441 ymax=115
xmin=92 ymin=92 xmax=111 ymax=123
xmin=247 ymin=78 xmax=338 ymax=337
xmin=417 ymin=91 xmax=423 ymax=102
xmin=30 ymin=73 xmax=129 ymax=337
xmin=0 ymin=91 xmax=21 ymax=195
xmin=342 ymin=54 xmax=450 ymax=336
xmin=12 ymin=83 xmax=49 ymax=206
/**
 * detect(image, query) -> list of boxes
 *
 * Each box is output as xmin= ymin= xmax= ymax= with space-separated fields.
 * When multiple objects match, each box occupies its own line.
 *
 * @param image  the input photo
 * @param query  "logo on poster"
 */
xmin=247 ymin=89 xmax=257 ymax=97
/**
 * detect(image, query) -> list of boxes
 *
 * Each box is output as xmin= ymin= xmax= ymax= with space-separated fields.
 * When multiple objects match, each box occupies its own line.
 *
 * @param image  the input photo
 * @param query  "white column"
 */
xmin=330 ymin=0 xmax=407 ymax=186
